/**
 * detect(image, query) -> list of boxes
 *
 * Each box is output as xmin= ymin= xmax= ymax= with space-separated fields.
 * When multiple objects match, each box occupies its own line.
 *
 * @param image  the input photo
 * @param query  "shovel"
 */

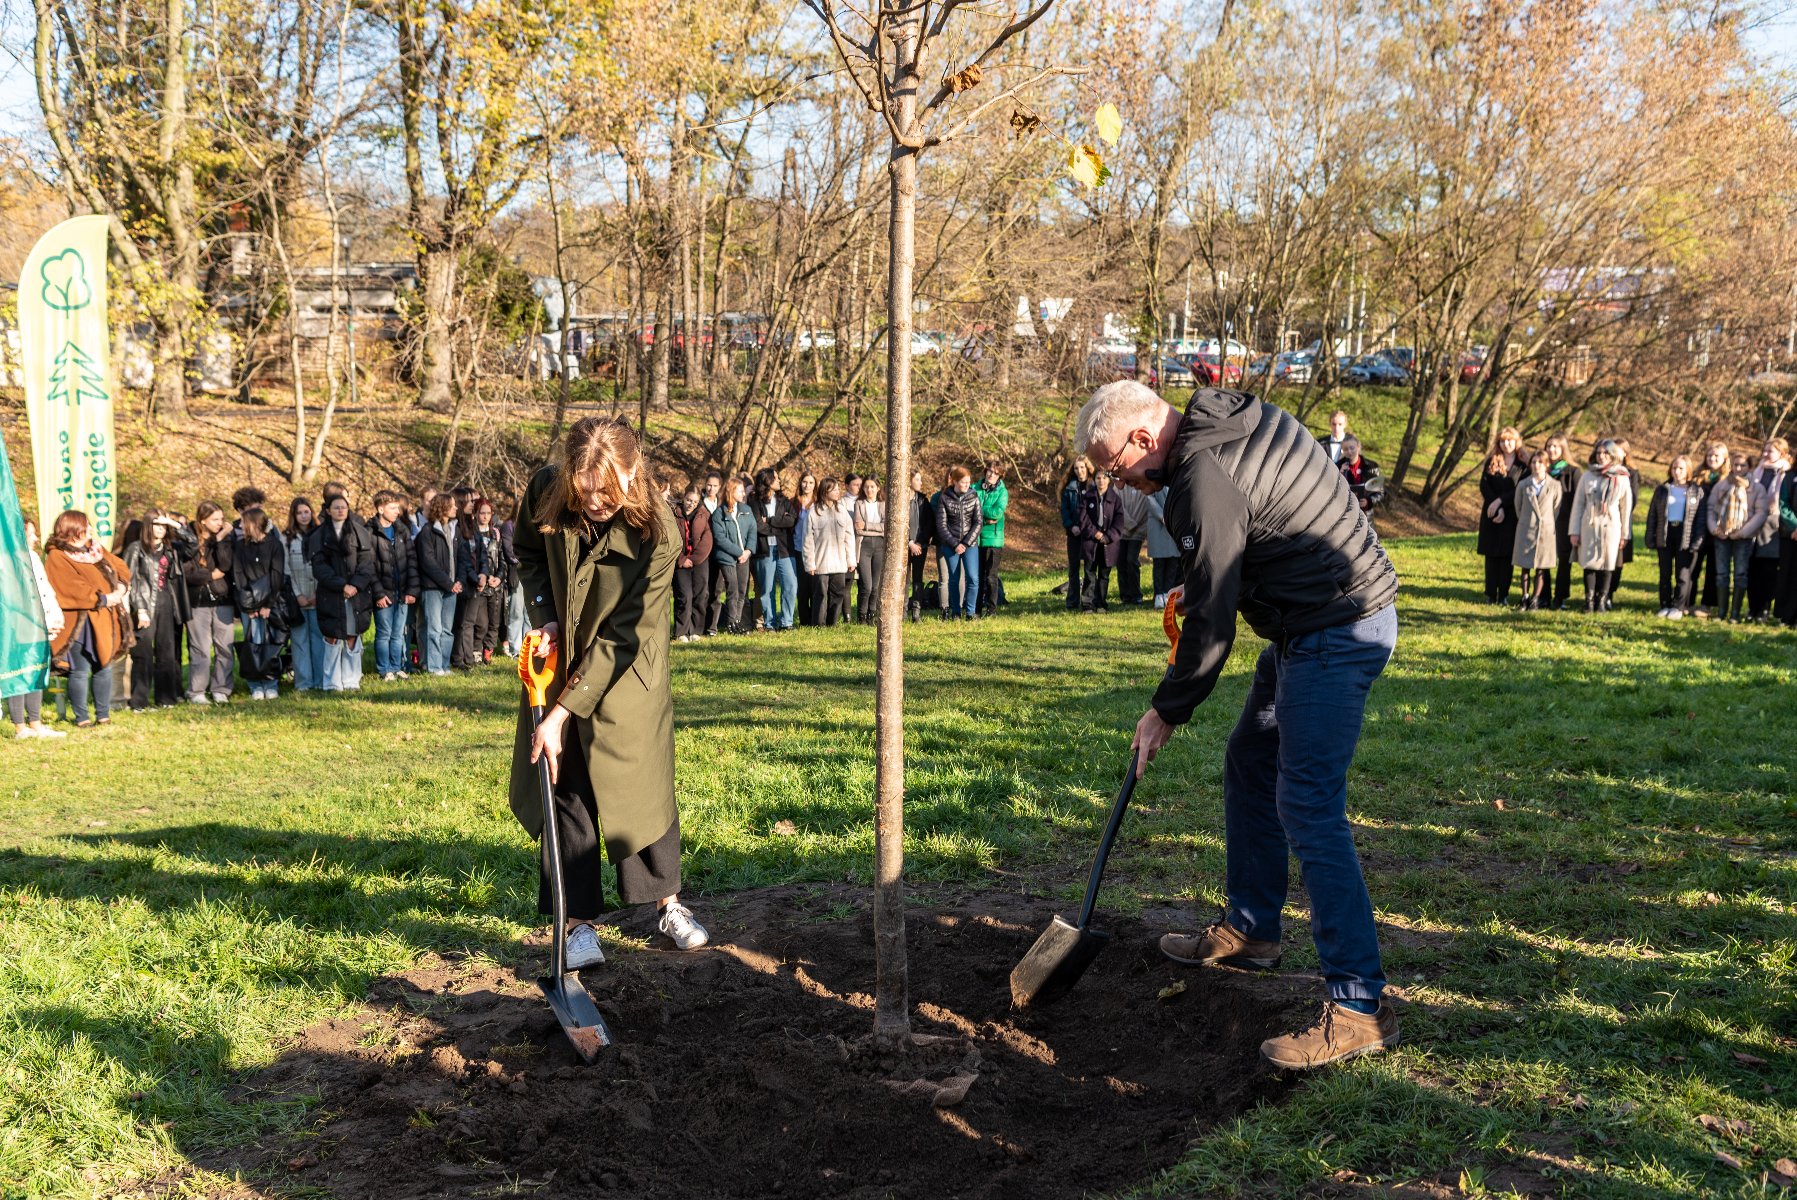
xmin=1009 ymin=756 xmax=1139 ymax=1008
xmin=519 ymin=630 xmax=616 ymax=1061
xmin=1010 ymin=601 xmax=1179 ymax=1009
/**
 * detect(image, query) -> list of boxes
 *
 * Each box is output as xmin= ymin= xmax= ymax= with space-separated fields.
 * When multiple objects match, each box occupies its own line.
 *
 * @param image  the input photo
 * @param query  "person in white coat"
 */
xmin=1568 ymin=439 xmax=1634 ymax=612
xmin=9 ymin=519 xmax=67 ymax=738
xmin=802 ymin=478 xmax=859 ymax=627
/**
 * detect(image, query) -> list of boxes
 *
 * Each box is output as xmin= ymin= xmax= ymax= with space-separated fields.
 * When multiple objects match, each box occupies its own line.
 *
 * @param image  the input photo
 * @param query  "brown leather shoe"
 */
xmin=1159 ymin=920 xmax=1282 ymax=969
xmin=1260 ymin=1001 xmax=1400 ymax=1070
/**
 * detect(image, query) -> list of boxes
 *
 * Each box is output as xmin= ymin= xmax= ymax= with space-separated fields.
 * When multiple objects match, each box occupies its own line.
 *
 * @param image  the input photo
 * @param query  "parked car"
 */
xmin=1376 ymin=346 xmax=1417 ymax=374
xmin=1458 ymin=346 xmax=1489 ymax=384
xmin=1177 ymin=336 xmax=1251 ymax=363
xmin=1180 ymin=352 xmax=1243 ymax=386
xmin=1085 ymin=350 xmax=1138 ymax=382
xmin=792 ymin=330 xmax=836 ymax=353
xmin=910 ymin=331 xmax=943 ymax=356
xmin=1251 ymin=350 xmax=1315 ymax=384
xmin=1156 ymin=356 xmax=1195 ymax=387
xmin=1343 ymin=355 xmax=1410 ymax=386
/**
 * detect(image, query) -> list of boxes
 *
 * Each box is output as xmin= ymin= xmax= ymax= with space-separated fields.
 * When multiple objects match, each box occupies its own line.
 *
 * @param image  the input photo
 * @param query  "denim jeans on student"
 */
xmin=1713 ymin=538 xmax=1753 ymax=603
xmin=420 ymin=589 xmax=457 ymax=673
xmin=373 ymin=601 xmax=411 ymax=675
xmin=1221 ymin=603 xmax=1398 ymax=1006
xmin=293 ymin=606 xmax=326 ymax=690
xmin=754 ymin=554 xmax=798 ymax=630
xmin=67 ymin=652 xmax=113 ymax=724
xmin=323 ymin=629 xmax=364 ymax=691
xmin=941 ymin=546 xmax=979 ymax=616
xmin=506 ymin=581 xmax=527 ymax=652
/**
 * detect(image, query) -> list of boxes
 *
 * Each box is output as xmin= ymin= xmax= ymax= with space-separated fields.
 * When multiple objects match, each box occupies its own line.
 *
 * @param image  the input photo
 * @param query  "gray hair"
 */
xmin=1075 ymin=380 xmax=1165 ymax=456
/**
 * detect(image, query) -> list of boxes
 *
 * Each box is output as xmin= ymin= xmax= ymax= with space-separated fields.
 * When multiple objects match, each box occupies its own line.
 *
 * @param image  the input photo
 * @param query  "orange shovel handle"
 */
xmin=1162 ymin=594 xmax=1182 ymax=665
xmin=519 ymin=629 xmax=558 ymax=709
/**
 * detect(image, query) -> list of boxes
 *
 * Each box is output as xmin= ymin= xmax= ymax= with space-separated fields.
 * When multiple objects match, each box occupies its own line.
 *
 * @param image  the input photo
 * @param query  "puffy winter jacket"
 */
xmin=370 ymin=518 xmax=421 ymax=603
xmin=976 ymin=479 xmax=1009 ymax=547
xmin=934 ymin=487 xmax=982 ymax=552
xmin=1152 ymin=389 xmax=1399 ymax=726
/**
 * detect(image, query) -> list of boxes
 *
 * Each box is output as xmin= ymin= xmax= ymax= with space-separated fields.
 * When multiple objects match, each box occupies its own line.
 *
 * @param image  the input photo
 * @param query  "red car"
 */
xmin=1181 ymin=352 xmax=1243 ymax=387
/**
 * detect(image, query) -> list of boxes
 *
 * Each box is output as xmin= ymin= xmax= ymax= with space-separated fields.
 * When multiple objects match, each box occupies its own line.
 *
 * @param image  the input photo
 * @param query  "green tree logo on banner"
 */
xmin=39 ymin=249 xmax=94 ymax=312
xmin=48 ymin=342 xmax=108 ymax=407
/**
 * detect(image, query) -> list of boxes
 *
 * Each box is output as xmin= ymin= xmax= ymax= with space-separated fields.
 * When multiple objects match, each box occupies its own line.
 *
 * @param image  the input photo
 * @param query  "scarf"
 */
xmin=1718 ymin=477 xmax=1751 ymax=539
xmin=64 ymin=540 xmax=103 ymax=565
xmin=1594 ymin=464 xmax=1630 ymax=510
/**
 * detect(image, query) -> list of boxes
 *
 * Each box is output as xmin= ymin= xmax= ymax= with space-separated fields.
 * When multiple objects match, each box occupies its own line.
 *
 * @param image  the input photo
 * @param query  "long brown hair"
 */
xmin=192 ymin=501 xmax=224 ymax=567
xmin=532 ymin=417 xmax=663 ymax=544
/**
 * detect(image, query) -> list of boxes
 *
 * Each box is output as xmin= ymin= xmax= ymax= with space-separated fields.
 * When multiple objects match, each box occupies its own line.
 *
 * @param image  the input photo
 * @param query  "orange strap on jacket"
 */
xmin=519 ymin=629 xmax=558 ymax=708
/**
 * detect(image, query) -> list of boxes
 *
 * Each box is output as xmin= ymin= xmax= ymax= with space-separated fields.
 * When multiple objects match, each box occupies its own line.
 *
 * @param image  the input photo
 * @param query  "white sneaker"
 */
xmin=188 ymin=695 xmax=211 ymax=706
xmin=658 ymin=902 xmax=709 ymax=950
xmin=39 ymin=726 xmax=67 ymax=739
xmin=210 ymin=692 xmax=231 ymax=705
xmin=13 ymin=726 xmax=39 ymax=739
xmin=1667 ymin=609 xmax=1684 ymax=620
xmin=564 ymin=922 xmax=605 ymax=971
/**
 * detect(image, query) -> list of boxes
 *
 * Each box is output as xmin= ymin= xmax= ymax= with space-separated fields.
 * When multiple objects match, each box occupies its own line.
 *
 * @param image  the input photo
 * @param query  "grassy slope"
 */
xmin=2 ymin=537 xmax=1794 ymax=1199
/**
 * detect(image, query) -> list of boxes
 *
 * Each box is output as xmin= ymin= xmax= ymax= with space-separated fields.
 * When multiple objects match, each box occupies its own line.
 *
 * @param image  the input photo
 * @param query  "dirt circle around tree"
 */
xmin=211 ymin=885 xmax=1318 ymax=1198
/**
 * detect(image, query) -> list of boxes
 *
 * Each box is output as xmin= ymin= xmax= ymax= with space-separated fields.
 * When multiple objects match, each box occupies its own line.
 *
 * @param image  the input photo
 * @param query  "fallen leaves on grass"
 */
xmin=1733 ymin=1051 xmax=1768 ymax=1066
xmin=1156 ymin=980 xmax=1186 ymax=1002
xmin=1716 ymin=1151 xmax=1743 ymax=1170
xmin=1698 ymin=1113 xmax=1754 ymax=1139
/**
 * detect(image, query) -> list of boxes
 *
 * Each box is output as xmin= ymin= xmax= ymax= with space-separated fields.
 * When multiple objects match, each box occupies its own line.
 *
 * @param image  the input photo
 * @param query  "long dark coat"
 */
xmin=1477 ymin=464 xmax=1521 ymax=558
xmin=309 ymin=517 xmax=376 ymax=639
xmin=509 ymin=466 xmax=678 ymax=861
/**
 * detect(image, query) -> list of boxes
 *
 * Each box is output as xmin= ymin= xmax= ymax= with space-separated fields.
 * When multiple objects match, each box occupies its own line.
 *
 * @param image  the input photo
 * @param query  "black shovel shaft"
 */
xmin=1075 ymin=757 xmax=1138 ymax=930
xmin=530 ymin=703 xmax=566 ymax=979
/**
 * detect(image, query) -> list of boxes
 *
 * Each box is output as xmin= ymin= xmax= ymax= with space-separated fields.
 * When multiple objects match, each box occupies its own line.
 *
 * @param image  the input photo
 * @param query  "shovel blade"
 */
xmin=1009 ymin=914 xmax=1112 ymax=1009
xmin=538 ymin=973 xmax=615 ymax=1063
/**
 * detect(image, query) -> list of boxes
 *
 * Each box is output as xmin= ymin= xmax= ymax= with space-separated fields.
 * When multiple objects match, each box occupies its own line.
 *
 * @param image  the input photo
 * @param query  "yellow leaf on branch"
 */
xmin=1067 ymin=142 xmax=1108 ymax=188
xmin=1096 ymin=102 xmax=1122 ymax=146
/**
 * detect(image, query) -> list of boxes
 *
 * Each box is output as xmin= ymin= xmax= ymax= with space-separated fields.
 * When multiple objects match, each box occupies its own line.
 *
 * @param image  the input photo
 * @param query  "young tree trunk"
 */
xmin=649 ymin=283 xmax=672 ymax=425
xmin=419 ymin=246 xmax=458 ymax=413
xmin=873 ymin=16 xmax=919 ymax=1054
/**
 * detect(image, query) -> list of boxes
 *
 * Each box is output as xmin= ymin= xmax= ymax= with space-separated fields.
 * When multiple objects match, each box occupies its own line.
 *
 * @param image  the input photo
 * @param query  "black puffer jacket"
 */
xmin=370 ymin=519 xmax=421 ymax=603
xmin=1152 ymin=389 xmax=1400 ymax=725
xmin=934 ymin=487 xmax=983 ymax=552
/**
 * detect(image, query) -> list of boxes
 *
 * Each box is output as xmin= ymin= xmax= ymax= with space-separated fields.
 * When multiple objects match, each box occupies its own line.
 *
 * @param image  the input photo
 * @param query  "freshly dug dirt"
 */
xmin=210 ymin=885 xmax=1314 ymax=1199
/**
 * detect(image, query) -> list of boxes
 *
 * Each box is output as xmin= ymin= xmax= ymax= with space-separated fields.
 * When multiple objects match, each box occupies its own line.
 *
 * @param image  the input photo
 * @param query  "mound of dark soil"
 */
xmin=212 ymin=885 xmax=1314 ymax=1199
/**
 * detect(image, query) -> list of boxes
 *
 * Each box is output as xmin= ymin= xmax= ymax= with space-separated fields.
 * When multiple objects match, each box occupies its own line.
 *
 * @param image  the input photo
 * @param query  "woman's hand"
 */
xmin=679 ymin=556 xmax=693 ymax=569
xmin=137 ymin=613 xmax=151 ymax=630
xmin=298 ymin=595 xmax=315 ymax=609
xmin=451 ymin=582 xmax=463 ymax=594
xmin=376 ymin=595 xmax=391 ymax=608
xmin=910 ymin=542 xmax=922 ymax=556
xmin=1570 ymin=535 xmax=1581 ymax=549
xmin=531 ymin=621 xmax=561 ymax=658
xmin=737 ymin=551 xmax=750 ymax=564
xmin=343 ymin=584 xmax=358 ymax=598
xmin=531 ymin=704 xmax=571 ymax=784
xmin=211 ymin=568 xmax=226 ymax=581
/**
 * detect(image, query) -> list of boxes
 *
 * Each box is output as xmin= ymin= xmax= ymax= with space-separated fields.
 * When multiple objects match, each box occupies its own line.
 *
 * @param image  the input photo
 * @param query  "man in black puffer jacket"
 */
xmin=1075 ymin=380 xmax=1400 ymax=1072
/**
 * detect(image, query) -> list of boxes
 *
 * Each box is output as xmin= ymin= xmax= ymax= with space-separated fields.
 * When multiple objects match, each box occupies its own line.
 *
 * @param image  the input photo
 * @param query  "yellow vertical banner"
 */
xmin=19 ymin=215 xmax=115 ymax=541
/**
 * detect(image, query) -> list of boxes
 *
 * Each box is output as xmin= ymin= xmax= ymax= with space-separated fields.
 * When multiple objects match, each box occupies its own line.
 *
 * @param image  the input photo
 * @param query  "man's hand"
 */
xmin=343 ymin=584 xmax=358 ymax=598
xmin=531 ymin=703 xmax=571 ymax=785
xmin=531 ymin=621 xmax=560 ymax=657
xmin=376 ymin=595 xmax=391 ymax=608
xmin=1132 ymin=707 xmax=1177 ymax=777
xmin=1165 ymin=584 xmax=1186 ymax=616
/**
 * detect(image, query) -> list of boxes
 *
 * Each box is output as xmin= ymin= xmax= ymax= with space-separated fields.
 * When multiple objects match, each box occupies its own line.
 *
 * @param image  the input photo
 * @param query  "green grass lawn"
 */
xmin=2 ymin=535 xmax=1794 ymax=1198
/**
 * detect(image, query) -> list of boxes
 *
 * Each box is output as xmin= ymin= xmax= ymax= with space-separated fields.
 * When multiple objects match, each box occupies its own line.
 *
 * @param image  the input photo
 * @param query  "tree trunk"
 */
xmin=873 ymin=15 xmax=918 ymax=1054
xmin=418 ymin=246 xmax=457 ymax=413
xmin=649 ymin=284 xmax=672 ymax=426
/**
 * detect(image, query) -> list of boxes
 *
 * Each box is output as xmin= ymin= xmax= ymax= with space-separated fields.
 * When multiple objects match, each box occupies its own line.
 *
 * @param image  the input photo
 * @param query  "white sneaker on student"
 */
xmin=658 ymin=901 xmax=709 ymax=950
xmin=564 ymin=922 xmax=605 ymax=970
xmin=1667 ymin=609 xmax=1684 ymax=620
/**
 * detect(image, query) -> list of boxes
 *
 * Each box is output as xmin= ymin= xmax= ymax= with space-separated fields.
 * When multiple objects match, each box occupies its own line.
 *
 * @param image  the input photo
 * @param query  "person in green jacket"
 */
xmin=513 ymin=417 xmax=709 ymax=969
xmin=975 ymin=459 xmax=1009 ymax=616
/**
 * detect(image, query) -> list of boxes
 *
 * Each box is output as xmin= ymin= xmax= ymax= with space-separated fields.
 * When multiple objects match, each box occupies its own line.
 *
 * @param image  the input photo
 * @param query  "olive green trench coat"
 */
xmin=508 ymin=466 xmax=678 ymax=862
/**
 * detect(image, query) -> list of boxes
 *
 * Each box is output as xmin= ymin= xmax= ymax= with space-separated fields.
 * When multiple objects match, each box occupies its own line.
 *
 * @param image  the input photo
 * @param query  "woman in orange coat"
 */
xmin=43 ymin=509 xmax=132 ymax=728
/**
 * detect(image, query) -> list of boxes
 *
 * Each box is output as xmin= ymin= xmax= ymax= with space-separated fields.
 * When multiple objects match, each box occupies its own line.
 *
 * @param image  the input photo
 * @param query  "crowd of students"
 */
xmin=1476 ymin=430 xmax=1797 ymax=621
xmin=672 ymin=460 xmax=1009 ymax=635
xmin=6 ymin=462 xmax=1017 ymax=738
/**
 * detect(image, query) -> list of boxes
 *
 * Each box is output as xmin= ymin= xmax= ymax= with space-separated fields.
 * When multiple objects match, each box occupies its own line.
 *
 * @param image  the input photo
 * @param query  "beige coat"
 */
xmin=1568 ymin=467 xmax=1633 ymax=571
xmin=1511 ymin=476 xmax=1561 ymax=569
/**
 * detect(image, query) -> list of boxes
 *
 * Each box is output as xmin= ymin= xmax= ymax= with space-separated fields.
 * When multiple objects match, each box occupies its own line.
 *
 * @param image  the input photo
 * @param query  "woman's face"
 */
xmin=682 ymin=491 xmax=700 ymax=514
xmin=799 ymin=475 xmax=816 ymax=498
xmin=1075 ymin=462 xmax=1090 ymax=482
xmin=476 ymin=504 xmax=493 ymax=527
xmin=823 ymin=483 xmax=842 ymax=506
xmin=1531 ymin=454 xmax=1549 ymax=478
xmin=1671 ymin=459 xmax=1690 ymax=485
xmin=1096 ymin=472 xmax=1111 ymax=493
xmin=703 ymin=476 xmax=720 ymax=499
xmin=1708 ymin=444 xmax=1730 ymax=469
xmin=578 ymin=466 xmax=632 ymax=523
xmin=725 ymin=481 xmax=744 ymax=506
xmin=910 ymin=471 xmax=923 ymax=491
xmin=203 ymin=510 xmax=226 ymax=535
xmin=1735 ymin=454 xmax=1753 ymax=475
xmin=327 ymin=498 xmax=349 ymax=522
xmin=1762 ymin=442 xmax=1781 ymax=466
xmin=1544 ymin=439 xmax=1565 ymax=463
xmin=954 ymin=477 xmax=971 ymax=494
xmin=296 ymin=504 xmax=314 ymax=528
xmin=1499 ymin=433 xmax=1519 ymax=455
xmin=985 ymin=467 xmax=1001 ymax=487
xmin=864 ymin=480 xmax=880 ymax=501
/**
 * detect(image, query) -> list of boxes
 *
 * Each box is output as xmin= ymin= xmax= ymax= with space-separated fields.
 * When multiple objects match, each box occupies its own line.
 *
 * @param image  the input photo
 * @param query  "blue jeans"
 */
xmin=942 ymin=546 xmax=979 ymax=616
xmin=293 ymin=606 xmax=326 ymax=690
xmin=1222 ymin=604 xmax=1397 ymax=1005
xmin=506 ymin=581 xmax=527 ymax=652
xmin=754 ymin=554 xmax=798 ymax=630
xmin=1713 ymin=538 xmax=1752 ymax=603
xmin=373 ymin=601 xmax=410 ymax=675
xmin=67 ymin=652 xmax=113 ymax=724
xmin=420 ymin=590 xmax=456 ymax=672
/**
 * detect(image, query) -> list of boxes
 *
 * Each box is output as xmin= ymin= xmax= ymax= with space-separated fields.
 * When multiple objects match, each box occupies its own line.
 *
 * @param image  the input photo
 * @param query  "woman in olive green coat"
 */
xmin=512 ymin=417 xmax=708 ymax=966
